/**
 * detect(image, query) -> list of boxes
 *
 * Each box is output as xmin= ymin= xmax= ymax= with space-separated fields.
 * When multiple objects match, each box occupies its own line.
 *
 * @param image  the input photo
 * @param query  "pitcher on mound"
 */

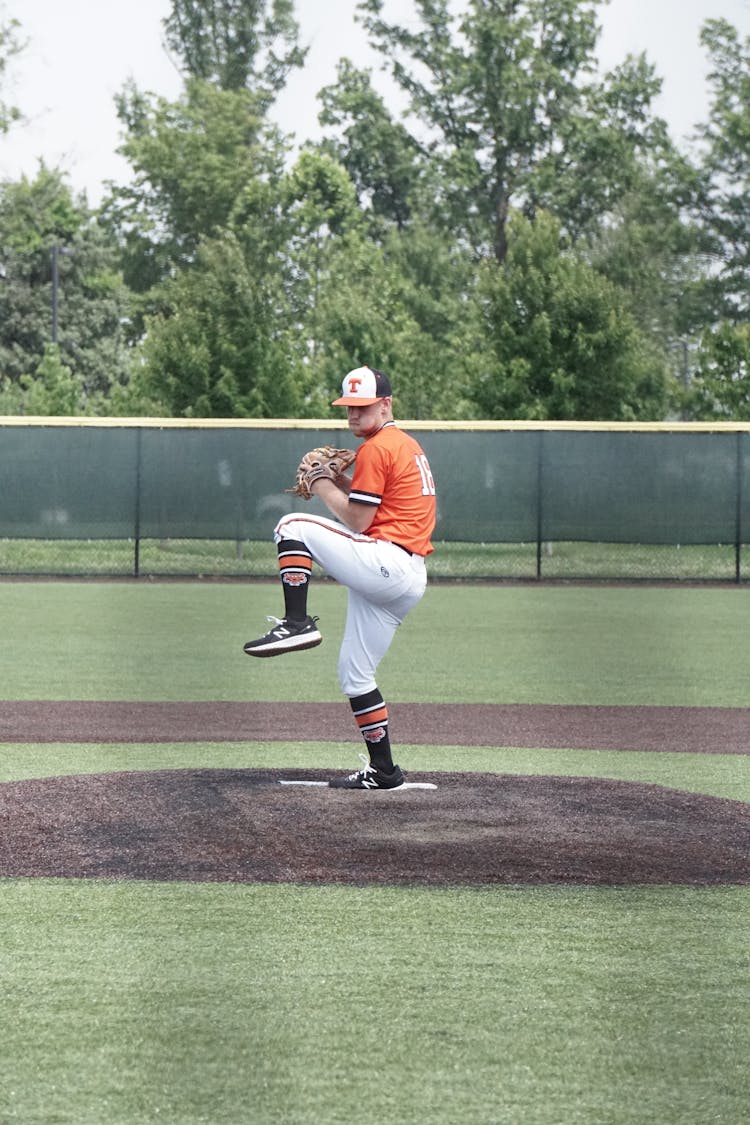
xmin=244 ymin=365 xmax=437 ymax=790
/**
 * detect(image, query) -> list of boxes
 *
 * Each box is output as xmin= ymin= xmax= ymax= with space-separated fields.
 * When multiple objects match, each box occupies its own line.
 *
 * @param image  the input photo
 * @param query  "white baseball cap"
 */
xmin=332 ymin=365 xmax=393 ymax=406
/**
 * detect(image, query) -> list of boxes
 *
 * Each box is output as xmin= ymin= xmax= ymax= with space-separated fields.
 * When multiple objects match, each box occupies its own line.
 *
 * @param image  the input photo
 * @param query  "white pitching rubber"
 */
xmin=279 ymin=780 xmax=438 ymax=790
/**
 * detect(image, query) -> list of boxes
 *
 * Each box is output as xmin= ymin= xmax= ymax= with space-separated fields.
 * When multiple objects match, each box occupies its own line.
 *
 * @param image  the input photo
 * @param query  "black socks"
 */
xmin=349 ymin=688 xmax=394 ymax=772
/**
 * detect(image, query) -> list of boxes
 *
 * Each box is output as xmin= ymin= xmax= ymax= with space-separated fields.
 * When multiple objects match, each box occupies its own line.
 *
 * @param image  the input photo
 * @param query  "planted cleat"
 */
xmin=243 ymin=615 xmax=322 ymax=657
xmin=329 ymin=754 xmax=405 ymax=790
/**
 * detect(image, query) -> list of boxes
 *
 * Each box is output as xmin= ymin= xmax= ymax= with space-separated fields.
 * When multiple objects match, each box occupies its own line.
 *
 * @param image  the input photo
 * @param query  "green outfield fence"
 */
xmin=1 ymin=417 xmax=749 ymax=582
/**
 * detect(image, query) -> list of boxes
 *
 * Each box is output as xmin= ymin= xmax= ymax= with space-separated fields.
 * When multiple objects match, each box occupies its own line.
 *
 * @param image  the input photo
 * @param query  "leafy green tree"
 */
xmin=268 ymin=149 xmax=473 ymax=417
xmin=0 ymin=168 xmax=131 ymax=405
xmin=274 ymin=150 xmax=363 ymax=382
xmin=163 ymin=0 xmax=305 ymax=101
xmin=21 ymin=344 xmax=82 ymax=415
xmin=313 ymin=0 xmax=706 ymax=417
xmin=694 ymin=18 xmax=750 ymax=319
xmin=687 ymin=322 xmax=750 ymax=419
xmin=106 ymin=59 xmax=329 ymax=416
xmin=363 ymin=222 xmax=476 ymax=418
xmin=303 ymin=228 xmax=463 ymax=418
xmin=348 ymin=0 xmax=669 ymax=262
xmin=584 ymin=147 xmax=711 ymax=388
xmin=317 ymin=59 xmax=429 ymax=234
xmin=527 ymin=52 xmax=676 ymax=243
xmin=0 ymin=5 xmax=22 ymax=134
xmin=107 ymin=0 xmax=306 ymax=302
xmin=465 ymin=210 xmax=669 ymax=420
xmin=106 ymin=80 xmax=287 ymax=299
xmin=139 ymin=229 xmax=304 ymax=417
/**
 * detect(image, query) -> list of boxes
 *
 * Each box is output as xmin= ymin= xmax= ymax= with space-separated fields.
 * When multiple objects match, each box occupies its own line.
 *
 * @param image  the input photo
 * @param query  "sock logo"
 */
xmin=282 ymin=572 xmax=308 ymax=586
xmin=363 ymin=726 xmax=387 ymax=743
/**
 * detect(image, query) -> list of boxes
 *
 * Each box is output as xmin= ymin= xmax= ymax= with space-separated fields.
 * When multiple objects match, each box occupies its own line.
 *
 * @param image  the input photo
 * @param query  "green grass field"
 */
xmin=1 ymin=581 xmax=749 ymax=1124
xmin=1 ymin=536 xmax=747 ymax=581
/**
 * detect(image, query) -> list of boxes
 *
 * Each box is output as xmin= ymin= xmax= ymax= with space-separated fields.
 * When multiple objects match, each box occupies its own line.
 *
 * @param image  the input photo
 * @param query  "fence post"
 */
xmin=736 ymin=431 xmax=744 ymax=584
xmin=536 ymin=430 xmax=544 ymax=580
xmin=133 ymin=426 xmax=142 ymax=579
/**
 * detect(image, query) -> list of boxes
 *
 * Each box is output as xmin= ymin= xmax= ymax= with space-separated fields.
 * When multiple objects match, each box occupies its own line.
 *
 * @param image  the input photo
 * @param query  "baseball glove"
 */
xmin=286 ymin=446 xmax=357 ymax=501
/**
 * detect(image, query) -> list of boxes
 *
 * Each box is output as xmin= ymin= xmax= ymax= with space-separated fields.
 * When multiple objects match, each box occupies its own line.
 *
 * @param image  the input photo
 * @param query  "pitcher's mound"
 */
xmin=1 ymin=769 xmax=748 ymax=886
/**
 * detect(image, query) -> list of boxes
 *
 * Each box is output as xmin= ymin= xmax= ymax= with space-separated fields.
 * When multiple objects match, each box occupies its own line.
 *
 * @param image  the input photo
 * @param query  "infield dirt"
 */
xmin=0 ymin=701 xmax=748 ymax=886
xmin=1 ymin=765 xmax=749 ymax=886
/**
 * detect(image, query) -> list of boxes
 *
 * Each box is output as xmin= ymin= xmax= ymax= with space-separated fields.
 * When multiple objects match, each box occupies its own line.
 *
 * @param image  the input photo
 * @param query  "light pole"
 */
xmin=51 ymin=245 xmax=73 ymax=344
xmin=51 ymin=244 xmax=61 ymax=343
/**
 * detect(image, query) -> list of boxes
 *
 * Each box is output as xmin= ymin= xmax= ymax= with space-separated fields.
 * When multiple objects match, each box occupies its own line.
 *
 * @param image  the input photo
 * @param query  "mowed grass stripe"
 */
xmin=2 ymin=582 xmax=750 ymax=705
xmin=1 ymin=879 xmax=748 ymax=1125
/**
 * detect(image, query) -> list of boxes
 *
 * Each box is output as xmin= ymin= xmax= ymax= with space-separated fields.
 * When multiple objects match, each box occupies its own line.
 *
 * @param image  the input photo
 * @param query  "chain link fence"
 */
xmin=1 ymin=418 xmax=748 ymax=582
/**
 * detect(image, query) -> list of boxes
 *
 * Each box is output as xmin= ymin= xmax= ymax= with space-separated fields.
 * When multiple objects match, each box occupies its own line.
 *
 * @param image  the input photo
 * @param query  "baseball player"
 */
xmin=244 ymin=365 xmax=436 ymax=790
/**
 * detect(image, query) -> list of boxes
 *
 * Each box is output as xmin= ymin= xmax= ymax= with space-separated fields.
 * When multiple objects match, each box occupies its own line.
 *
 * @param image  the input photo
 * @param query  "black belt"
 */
xmin=393 ymin=543 xmax=413 ymax=556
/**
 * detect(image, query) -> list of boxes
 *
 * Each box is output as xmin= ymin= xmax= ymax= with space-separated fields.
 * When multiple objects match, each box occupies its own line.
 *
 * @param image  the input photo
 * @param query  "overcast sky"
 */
xmin=2 ymin=0 xmax=750 ymax=205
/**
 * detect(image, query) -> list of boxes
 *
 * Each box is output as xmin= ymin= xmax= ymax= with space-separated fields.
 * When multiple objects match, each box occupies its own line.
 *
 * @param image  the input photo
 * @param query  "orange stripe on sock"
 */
xmin=278 ymin=554 xmax=312 ymax=571
xmin=355 ymin=706 xmax=389 ymax=729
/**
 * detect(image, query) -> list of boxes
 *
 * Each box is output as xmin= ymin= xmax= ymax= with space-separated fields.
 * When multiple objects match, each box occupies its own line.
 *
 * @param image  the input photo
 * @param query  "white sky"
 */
xmin=2 ymin=0 xmax=750 ymax=206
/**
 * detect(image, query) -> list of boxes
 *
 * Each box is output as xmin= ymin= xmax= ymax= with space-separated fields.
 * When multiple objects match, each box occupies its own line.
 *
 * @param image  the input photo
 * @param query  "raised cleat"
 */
xmin=243 ymin=615 xmax=322 ymax=657
xmin=329 ymin=753 xmax=405 ymax=790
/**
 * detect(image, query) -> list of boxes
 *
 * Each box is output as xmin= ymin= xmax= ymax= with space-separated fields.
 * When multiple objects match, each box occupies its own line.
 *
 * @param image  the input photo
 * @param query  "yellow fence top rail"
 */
xmin=1 ymin=415 xmax=750 ymax=433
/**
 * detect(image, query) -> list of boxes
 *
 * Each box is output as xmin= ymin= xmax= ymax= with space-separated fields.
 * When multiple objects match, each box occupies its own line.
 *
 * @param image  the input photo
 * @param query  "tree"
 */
xmin=163 ymin=0 xmax=305 ymax=102
xmin=584 ymin=147 xmax=711 ymax=377
xmin=299 ymin=226 xmax=468 ymax=419
xmin=348 ymin=0 xmax=669 ymax=262
xmin=0 ymin=5 xmax=22 ymax=134
xmin=106 ymin=80 xmax=288 ymax=296
xmin=265 ymin=149 xmax=473 ymax=418
xmin=138 ymin=229 xmax=305 ymax=417
xmin=526 ymin=52 xmax=673 ymax=243
xmin=317 ymin=60 xmax=429 ymax=234
xmin=465 ymin=210 xmax=669 ymax=420
xmin=0 ymin=168 xmax=132 ymax=405
xmin=107 ymin=0 xmax=307 ymax=302
xmin=21 ymin=344 xmax=82 ymax=415
xmin=694 ymin=19 xmax=750 ymax=320
xmin=687 ymin=322 xmax=750 ymax=419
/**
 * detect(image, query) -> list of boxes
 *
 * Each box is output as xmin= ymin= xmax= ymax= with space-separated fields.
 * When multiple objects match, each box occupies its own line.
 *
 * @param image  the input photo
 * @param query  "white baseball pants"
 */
xmin=274 ymin=513 xmax=427 ymax=696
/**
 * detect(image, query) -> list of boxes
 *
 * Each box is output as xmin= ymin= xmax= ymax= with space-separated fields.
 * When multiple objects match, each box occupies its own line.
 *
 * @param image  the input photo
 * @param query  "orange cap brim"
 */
xmin=331 ymin=396 xmax=380 ymax=406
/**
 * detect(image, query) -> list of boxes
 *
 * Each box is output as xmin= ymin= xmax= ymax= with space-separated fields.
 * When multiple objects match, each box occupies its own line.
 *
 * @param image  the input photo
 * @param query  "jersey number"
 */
xmin=415 ymin=454 xmax=436 ymax=496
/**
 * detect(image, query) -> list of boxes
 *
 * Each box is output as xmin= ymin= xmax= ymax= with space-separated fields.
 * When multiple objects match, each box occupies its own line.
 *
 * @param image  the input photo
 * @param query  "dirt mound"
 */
xmin=1 ymin=768 xmax=748 ymax=886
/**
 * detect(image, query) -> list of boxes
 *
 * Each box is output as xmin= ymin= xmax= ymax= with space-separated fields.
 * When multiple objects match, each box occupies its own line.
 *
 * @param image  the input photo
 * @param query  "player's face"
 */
xmin=346 ymin=398 xmax=392 ymax=437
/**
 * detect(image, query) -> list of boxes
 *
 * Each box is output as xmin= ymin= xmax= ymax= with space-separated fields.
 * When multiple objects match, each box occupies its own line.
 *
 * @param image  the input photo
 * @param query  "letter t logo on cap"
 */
xmin=331 ymin=364 xmax=392 ymax=406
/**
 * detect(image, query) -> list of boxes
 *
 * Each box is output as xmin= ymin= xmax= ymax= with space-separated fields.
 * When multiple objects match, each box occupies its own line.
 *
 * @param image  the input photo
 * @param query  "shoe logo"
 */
xmin=381 ymin=567 xmax=389 ymax=578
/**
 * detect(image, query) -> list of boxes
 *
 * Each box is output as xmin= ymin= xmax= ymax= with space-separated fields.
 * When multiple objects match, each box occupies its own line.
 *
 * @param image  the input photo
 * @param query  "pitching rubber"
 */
xmin=279 ymin=779 xmax=438 ymax=790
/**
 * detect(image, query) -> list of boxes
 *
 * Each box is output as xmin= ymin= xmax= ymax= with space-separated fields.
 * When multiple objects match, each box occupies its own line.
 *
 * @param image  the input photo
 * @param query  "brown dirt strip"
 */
xmin=1 ymin=768 xmax=749 ymax=886
xmin=0 ymin=701 xmax=748 ymax=753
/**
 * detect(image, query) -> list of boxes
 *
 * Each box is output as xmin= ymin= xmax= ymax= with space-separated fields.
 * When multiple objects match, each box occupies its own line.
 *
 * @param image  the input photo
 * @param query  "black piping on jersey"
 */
xmin=349 ymin=488 xmax=381 ymax=506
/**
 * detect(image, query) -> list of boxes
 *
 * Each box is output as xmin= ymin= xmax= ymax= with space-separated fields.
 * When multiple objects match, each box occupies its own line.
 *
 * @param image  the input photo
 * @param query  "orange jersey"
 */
xmin=349 ymin=422 xmax=436 ymax=556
